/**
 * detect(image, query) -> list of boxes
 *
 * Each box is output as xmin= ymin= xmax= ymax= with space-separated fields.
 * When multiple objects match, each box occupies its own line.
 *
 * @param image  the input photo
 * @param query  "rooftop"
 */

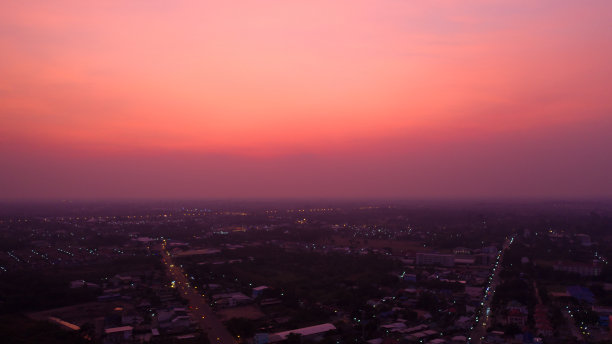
xmin=105 ymin=326 xmax=133 ymax=334
xmin=273 ymin=323 xmax=336 ymax=340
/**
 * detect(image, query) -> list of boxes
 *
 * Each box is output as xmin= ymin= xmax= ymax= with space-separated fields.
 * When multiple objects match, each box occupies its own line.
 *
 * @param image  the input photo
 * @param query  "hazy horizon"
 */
xmin=2 ymin=1 xmax=612 ymax=200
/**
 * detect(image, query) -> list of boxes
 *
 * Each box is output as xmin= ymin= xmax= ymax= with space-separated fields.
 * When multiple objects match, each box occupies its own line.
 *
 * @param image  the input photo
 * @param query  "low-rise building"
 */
xmin=416 ymin=253 xmax=454 ymax=267
xmin=104 ymin=326 xmax=133 ymax=344
xmin=259 ymin=323 xmax=336 ymax=343
xmin=554 ymin=262 xmax=601 ymax=277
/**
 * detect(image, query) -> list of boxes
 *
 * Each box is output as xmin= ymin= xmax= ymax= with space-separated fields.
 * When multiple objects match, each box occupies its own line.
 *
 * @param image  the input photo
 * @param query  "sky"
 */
xmin=1 ymin=1 xmax=612 ymax=200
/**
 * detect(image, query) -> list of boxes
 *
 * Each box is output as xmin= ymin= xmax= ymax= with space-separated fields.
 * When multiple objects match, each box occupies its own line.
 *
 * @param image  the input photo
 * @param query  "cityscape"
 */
xmin=2 ymin=1 xmax=612 ymax=344
xmin=1 ymin=201 xmax=612 ymax=343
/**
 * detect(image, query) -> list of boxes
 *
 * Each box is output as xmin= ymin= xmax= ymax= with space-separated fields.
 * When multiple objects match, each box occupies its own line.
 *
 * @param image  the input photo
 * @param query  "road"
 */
xmin=562 ymin=306 xmax=584 ymax=341
xmin=160 ymin=243 xmax=237 ymax=344
xmin=469 ymin=237 xmax=513 ymax=344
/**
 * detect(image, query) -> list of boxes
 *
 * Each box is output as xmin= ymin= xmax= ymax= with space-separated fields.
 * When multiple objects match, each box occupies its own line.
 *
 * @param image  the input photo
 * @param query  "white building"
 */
xmin=264 ymin=323 xmax=336 ymax=343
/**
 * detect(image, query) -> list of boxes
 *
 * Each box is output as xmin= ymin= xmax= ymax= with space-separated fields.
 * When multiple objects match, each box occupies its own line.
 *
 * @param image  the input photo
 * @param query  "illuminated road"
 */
xmin=160 ymin=243 xmax=237 ymax=344
xmin=562 ymin=306 xmax=584 ymax=341
xmin=469 ymin=237 xmax=513 ymax=344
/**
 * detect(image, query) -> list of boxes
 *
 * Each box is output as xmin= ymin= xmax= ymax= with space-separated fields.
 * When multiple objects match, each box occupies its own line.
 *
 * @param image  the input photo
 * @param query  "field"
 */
xmin=27 ymin=300 xmax=132 ymax=326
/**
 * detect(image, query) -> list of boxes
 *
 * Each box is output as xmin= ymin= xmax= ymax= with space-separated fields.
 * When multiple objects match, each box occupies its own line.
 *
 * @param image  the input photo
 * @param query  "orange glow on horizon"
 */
xmin=2 ymin=1 xmax=612 ymax=199
xmin=2 ymin=1 xmax=611 ymax=156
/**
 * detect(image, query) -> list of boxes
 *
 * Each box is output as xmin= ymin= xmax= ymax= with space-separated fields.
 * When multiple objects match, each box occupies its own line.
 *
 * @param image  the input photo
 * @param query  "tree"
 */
xmin=225 ymin=318 xmax=256 ymax=338
xmin=504 ymin=324 xmax=521 ymax=336
xmin=416 ymin=292 xmax=439 ymax=313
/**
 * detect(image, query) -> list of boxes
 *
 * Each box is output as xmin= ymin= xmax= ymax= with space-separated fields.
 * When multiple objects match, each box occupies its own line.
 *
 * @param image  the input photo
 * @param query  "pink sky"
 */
xmin=1 ymin=1 xmax=612 ymax=199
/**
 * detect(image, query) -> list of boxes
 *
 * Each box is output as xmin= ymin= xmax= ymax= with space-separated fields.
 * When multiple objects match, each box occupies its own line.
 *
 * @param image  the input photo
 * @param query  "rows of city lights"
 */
xmin=56 ymin=248 xmax=75 ymax=257
xmin=468 ymin=236 xmax=514 ymax=344
xmin=7 ymin=250 xmax=23 ymax=263
xmin=565 ymin=305 xmax=592 ymax=338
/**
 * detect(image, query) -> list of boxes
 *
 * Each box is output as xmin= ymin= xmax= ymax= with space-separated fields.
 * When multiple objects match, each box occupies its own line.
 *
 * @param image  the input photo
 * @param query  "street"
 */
xmin=469 ymin=237 xmax=513 ymax=344
xmin=161 ymin=242 xmax=237 ymax=344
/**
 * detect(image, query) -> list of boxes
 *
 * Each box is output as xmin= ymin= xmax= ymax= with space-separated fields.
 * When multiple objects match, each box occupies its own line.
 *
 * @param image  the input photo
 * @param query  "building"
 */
xmin=507 ymin=301 xmax=528 ymax=314
xmin=416 ymin=253 xmax=454 ymax=267
xmin=104 ymin=326 xmax=133 ymax=344
xmin=574 ymin=234 xmax=592 ymax=246
xmin=405 ymin=329 xmax=437 ymax=342
xmin=506 ymin=309 xmax=527 ymax=327
xmin=506 ymin=301 xmax=528 ymax=327
xmin=451 ymin=335 xmax=467 ymax=343
xmin=453 ymin=247 xmax=471 ymax=255
xmin=454 ymin=257 xmax=475 ymax=265
xmin=474 ymin=253 xmax=494 ymax=265
xmin=70 ymin=280 xmax=100 ymax=289
xmin=567 ymin=286 xmax=595 ymax=304
xmin=48 ymin=317 xmax=80 ymax=331
xmin=261 ymin=323 xmax=336 ymax=343
xmin=534 ymin=305 xmax=553 ymax=337
xmin=252 ymin=285 xmax=269 ymax=298
xmin=212 ymin=292 xmax=252 ymax=307
xmin=481 ymin=246 xmax=498 ymax=254
xmin=553 ymin=262 xmax=601 ymax=277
